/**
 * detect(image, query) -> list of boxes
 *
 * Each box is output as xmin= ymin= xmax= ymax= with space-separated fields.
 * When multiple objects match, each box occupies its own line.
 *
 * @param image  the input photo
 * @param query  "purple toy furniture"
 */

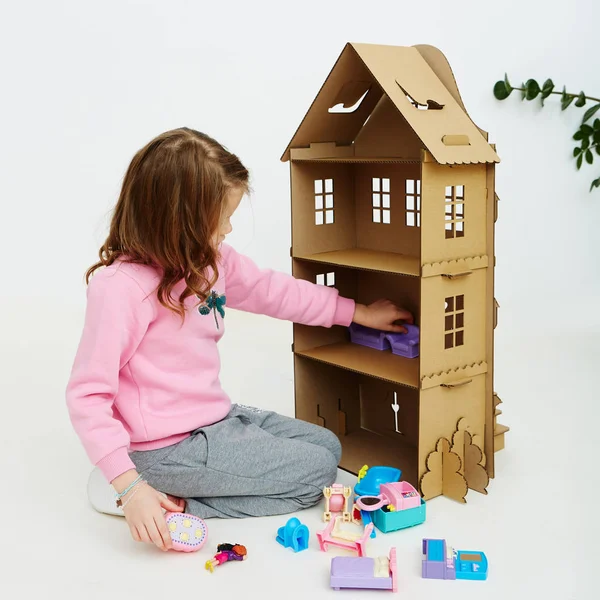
xmin=349 ymin=323 xmax=419 ymax=358
xmin=422 ymin=538 xmax=456 ymax=580
xmin=422 ymin=538 xmax=488 ymax=581
xmin=330 ymin=547 xmax=397 ymax=592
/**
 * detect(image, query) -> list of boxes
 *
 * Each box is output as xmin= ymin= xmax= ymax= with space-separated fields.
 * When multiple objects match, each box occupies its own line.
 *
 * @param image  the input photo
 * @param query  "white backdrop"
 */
xmin=0 ymin=2 xmax=599 ymax=598
xmin=1 ymin=0 xmax=599 ymax=335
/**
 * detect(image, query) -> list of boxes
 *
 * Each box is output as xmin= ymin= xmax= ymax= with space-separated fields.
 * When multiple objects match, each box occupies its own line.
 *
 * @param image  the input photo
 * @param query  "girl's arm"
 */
xmin=220 ymin=244 xmax=355 ymax=328
xmin=65 ymin=267 xmax=154 ymax=483
xmin=220 ymin=244 xmax=413 ymax=331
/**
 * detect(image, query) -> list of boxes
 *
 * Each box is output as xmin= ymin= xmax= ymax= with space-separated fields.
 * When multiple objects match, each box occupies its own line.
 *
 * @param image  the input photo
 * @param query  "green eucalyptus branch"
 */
xmin=493 ymin=75 xmax=600 ymax=192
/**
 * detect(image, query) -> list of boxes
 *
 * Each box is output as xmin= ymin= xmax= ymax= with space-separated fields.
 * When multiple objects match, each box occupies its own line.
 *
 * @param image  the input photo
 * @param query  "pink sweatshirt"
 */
xmin=66 ymin=244 xmax=355 ymax=483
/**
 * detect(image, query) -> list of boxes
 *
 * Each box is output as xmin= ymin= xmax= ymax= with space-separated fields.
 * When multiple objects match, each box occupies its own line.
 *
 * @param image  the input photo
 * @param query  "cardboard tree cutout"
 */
xmin=451 ymin=418 xmax=486 ymax=470
xmin=451 ymin=418 xmax=489 ymax=495
xmin=419 ymin=438 xmax=467 ymax=503
xmin=463 ymin=431 xmax=489 ymax=495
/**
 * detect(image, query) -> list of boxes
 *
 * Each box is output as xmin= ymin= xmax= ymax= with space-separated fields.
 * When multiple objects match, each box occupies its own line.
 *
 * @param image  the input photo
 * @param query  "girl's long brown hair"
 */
xmin=86 ymin=128 xmax=249 ymax=317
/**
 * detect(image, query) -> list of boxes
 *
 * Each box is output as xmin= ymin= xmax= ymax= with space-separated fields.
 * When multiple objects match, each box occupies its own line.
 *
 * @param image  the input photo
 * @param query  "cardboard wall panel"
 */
xmin=420 ymin=161 xmax=487 ymax=266
xmin=420 ymin=269 xmax=487 ymax=376
xmin=418 ymin=373 xmax=486 ymax=480
xmin=356 ymin=270 xmax=420 ymax=327
xmin=291 ymin=162 xmax=356 ymax=256
xmin=358 ymin=377 xmax=419 ymax=448
xmin=354 ymin=95 xmax=425 ymax=159
xmin=355 ymin=164 xmax=421 ymax=257
xmin=294 ymin=356 xmax=359 ymax=434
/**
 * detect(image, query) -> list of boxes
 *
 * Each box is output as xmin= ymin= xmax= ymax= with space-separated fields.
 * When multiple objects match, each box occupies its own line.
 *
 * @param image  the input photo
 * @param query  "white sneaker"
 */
xmin=87 ymin=467 xmax=125 ymax=517
xmin=87 ymin=467 xmax=168 ymax=517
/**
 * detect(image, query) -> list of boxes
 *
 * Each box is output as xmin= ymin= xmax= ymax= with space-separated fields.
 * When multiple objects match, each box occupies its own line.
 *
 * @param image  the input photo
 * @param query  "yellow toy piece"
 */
xmin=357 ymin=465 xmax=369 ymax=482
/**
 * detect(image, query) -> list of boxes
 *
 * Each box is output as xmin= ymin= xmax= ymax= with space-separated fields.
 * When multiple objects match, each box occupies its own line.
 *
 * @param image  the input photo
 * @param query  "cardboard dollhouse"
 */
xmin=281 ymin=42 xmax=509 ymax=502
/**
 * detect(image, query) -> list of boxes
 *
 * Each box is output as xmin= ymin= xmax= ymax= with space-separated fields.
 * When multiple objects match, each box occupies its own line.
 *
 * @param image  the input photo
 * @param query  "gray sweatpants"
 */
xmin=129 ymin=404 xmax=341 ymax=519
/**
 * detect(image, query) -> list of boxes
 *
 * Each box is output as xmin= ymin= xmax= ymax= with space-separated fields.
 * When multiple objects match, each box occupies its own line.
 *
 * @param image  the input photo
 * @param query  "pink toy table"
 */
xmin=316 ymin=517 xmax=373 ymax=557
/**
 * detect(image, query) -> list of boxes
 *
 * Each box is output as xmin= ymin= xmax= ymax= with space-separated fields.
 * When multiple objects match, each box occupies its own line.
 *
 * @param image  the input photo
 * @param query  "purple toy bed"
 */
xmin=330 ymin=547 xmax=397 ymax=592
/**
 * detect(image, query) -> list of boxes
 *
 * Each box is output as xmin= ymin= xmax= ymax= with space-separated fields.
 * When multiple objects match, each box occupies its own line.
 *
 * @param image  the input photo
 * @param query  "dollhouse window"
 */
xmin=444 ymin=295 xmax=465 ymax=349
xmin=316 ymin=272 xmax=335 ymax=287
xmin=405 ymin=179 xmax=421 ymax=227
xmin=445 ymin=185 xmax=465 ymax=238
xmin=315 ymin=179 xmax=334 ymax=225
xmin=372 ymin=178 xmax=391 ymax=224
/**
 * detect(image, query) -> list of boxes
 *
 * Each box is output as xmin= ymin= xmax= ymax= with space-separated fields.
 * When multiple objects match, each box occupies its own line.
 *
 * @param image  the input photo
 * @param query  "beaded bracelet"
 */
xmin=121 ymin=481 xmax=145 ymax=509
xmin=115 ymin=474 xmax=144 ymax=507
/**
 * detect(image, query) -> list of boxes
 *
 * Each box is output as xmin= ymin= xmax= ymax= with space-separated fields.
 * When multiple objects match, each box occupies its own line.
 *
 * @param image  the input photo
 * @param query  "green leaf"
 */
xmin=541 ymin=78 xmax=554 ymax=105
xmin=582 ymin=124 xmax=594 ymax=135
xmin=583 ymin=137 xmax=590 ymax=150
xmin=577 ymin=153 xmax=583 ymax=169
xmin=573 ymin=130 xmax=584 ymax=140
xmin=594 ymin=118 xmax=600 ymax=130
xmin=593 ymin=130 xmax=600 ymax=144
xmin=561 ymin=87 xmax=575 ymax=110
xmin=586 ymin=149 xmax=595 ymax=164
xmin=583 ymin=104 xmax=600 ymax=123
xmin=493 ymin=80 xmax=511 ymax=100
xmin=525 ymin=79 xmax=541 ymax=100
xmin=574 ymin=146 xmax=582 ymax=156
xmin=591 ymin=176 xmax=600 ymax=191
xmin=596 ymin=145 xmax=600 ymax=156
xmin=575 ymin=92 xmax=587 ymax=107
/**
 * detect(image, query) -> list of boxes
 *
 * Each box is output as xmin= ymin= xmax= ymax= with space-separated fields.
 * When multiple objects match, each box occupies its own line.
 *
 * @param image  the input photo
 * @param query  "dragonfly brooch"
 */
xmin=198 ymin=291 xmax=226 ymax=329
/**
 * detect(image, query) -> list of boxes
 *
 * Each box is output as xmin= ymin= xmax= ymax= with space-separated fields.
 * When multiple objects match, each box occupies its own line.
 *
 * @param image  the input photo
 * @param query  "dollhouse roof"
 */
xmin=281 ymin=43 xmax=500 ymax=165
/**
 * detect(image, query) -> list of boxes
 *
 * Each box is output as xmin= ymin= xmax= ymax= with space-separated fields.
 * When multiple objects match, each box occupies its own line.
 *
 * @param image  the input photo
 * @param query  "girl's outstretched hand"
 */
xmin=353 ymin=299 xmax=414 ymax=333
xmin=120 ymin=482 xmax=183 ymax=551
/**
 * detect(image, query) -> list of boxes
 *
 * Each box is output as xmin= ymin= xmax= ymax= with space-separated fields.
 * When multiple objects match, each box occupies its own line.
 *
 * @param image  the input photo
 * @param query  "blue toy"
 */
xmin=454 ymin=549 xmax=488 ymax=581
xmin=422 ymin=538 xmax=488 ymax=581
xmin=354 ymin=465 xmax=401 ymax=497
xmin=276 ymin=517 xmax=309 ymax=552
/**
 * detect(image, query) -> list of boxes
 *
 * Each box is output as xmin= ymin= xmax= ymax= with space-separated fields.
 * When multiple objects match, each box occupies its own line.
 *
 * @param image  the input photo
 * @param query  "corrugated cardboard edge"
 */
xmin=493 ymin=393 xmax=510 ymax=452
xmin=485 ymin=159 xmax=496 ymax=477
xmin=413 ymin=44 xmax=491 ymax=143
xmin=421 ymin=255 xmax=488 ymax=278
xmin=419 ymin=437 xmax=468 ymax=503
xmin=421 ymin=361 xmax=487 ymax=390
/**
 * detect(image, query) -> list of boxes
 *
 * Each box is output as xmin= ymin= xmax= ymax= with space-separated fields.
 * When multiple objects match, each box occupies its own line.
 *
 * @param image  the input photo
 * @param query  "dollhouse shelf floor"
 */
xmin=294 ymin=249 xmax=420 ymax=277
xmin=295 ymin=342 xmax=420 ymax=388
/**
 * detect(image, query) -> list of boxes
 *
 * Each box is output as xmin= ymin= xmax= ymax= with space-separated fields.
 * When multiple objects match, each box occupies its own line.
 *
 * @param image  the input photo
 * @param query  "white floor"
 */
xmin=1 ymin=305 xmax=598 ymax=600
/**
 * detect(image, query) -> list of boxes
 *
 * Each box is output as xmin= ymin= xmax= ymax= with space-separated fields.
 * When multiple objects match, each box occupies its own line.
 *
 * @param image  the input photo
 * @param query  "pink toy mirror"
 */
xmin=354 ymin=495 xmax=386 ymax=511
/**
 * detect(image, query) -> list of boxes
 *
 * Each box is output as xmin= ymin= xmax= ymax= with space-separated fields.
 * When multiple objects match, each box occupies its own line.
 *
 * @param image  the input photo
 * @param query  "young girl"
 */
xmin=66 ymin=127 xmax=413 ymax=552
